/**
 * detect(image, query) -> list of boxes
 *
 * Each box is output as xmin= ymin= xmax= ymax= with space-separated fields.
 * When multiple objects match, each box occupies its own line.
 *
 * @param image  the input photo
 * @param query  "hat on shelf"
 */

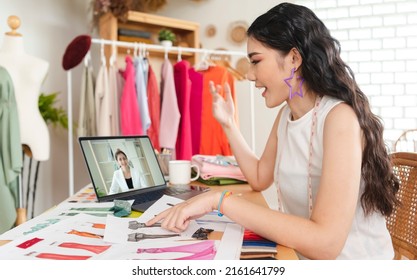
xmin=62 ymin=35 xmax=91 ymax=71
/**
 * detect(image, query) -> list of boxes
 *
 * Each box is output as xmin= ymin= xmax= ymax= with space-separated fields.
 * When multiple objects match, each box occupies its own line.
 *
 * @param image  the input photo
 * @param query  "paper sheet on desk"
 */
xmin=0 ymin=202 xmax=116 ymax=240
xmin=0 ymin=214 xmax=112 ymax=260
xmin=104 ymin=195 xmax=244 ymax=259
xmin=104 ymin=195 xmax=200 ymax=244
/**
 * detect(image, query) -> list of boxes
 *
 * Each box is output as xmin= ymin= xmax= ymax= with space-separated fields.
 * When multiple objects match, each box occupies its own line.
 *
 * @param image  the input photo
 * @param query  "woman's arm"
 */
xmin=148 ymin=103 xmax=362 ymax=259
xmin=109 ymin=171 xmax=121 ymax=195
xmin=132 ymin=167 xmax=147 ymax=188
xmin=210 ymin=82 xmax=282 ymax=191
xmin=226 ymin=103 xmax=363 ymax=259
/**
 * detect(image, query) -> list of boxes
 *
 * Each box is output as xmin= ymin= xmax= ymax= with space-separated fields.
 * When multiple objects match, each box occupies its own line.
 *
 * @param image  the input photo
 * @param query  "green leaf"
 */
xmin=38 ymin=92 xmax=68 ymax=130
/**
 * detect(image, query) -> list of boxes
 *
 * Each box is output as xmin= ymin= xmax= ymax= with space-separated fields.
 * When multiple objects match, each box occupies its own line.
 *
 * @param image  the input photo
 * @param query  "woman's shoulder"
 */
xmin=323 ymin=97 xmax=359 ymax=130
xmin=320 ymin=96 xmax=354 ymax=117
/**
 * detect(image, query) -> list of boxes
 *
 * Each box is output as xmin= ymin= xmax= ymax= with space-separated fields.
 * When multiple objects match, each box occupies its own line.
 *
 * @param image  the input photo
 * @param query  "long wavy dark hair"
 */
xmin=247 ymin=2 xmax=399 ymax=216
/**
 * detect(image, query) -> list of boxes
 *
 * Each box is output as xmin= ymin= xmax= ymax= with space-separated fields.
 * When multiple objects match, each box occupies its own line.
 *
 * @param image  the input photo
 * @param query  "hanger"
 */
xmin=84 ymin=51 xmax=91 ymax=67
xmin=208 ymin=54 xmax=245 ymax=80
xmin=100 ymin=40 xmax=106 ymax=66
xmin=133 ymin=42 xmax=139 ymax=58
xmin=177 ymin=47 xmax=182 ymax=62
xmin=109 ymin=41 xmax=117 ymax=66
xmin=164 ymin=46 xmax=169 ymax=60
xmin=194 ymin=51 xmax=214 ymax=71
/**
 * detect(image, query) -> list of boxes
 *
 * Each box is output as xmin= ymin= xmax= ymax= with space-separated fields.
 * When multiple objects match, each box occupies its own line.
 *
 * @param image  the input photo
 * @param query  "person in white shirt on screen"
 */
xmin=109 ymin=149 xmax=146 ymax=194
xmin=147 ymin=2 xmax=399 ymax=260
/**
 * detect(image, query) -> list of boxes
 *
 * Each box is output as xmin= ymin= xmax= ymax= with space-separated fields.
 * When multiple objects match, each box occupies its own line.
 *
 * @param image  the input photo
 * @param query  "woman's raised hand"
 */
xmin=209 ymin=81 xmax=235 ymax=128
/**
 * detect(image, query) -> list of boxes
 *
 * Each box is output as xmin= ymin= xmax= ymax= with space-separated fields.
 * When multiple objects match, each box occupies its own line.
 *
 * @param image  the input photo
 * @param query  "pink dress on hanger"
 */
xmin=159 ymin=59 xmax=180 ymax=150
xmin=174 ymin=60 xmax=193 ymax=160
xmin=120 ymin=56 xmax=143 ymax=136
xmin=188 ymin=67 xmax=203 ymax=156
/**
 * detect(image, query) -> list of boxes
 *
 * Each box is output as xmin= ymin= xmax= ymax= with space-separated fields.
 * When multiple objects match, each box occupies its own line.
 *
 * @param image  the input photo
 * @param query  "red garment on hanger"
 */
xmin=199 ymin=66 xmax=236 ymax=155
xmin=174 ymin=60 xmax=193 ymax=160
xmin=120 ymin=56 xmax=143 ymax=135
xmin=188 ymin=68 xmax=203 ymax=156
xmin=146 ymin=64 xmax=160 ymax=151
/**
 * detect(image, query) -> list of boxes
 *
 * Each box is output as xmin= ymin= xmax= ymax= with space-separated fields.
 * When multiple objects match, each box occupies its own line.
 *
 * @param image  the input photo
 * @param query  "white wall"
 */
xmin=296 ymin=0 xmax=417 ymax=150
xmin=157 ymin=0 xmax=417 ymax=152
xmin=0 ymin=0 xmax=416 ymax=218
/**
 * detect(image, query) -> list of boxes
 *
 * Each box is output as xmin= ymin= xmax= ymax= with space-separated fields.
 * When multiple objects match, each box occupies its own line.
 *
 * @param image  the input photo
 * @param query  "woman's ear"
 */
xmin=290 ymin=47 xmax=302 ymax=69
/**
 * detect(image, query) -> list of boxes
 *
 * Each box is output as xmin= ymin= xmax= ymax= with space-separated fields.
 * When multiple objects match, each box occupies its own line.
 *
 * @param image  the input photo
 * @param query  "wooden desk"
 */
xmin=0 ymin=183 xmax=298 ymax=260
xmin=192 ymin=182 xmax=299 ymax=260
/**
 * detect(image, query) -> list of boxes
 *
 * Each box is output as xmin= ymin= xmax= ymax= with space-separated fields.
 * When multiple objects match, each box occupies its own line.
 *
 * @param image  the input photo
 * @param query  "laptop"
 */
xmin=78 ymin=135 xmax=209 ymax=212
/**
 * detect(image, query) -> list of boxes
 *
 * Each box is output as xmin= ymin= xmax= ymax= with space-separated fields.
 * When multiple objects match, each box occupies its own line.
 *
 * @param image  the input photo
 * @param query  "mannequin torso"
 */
xmin=0 ymin=34 xmax=50 ymax=161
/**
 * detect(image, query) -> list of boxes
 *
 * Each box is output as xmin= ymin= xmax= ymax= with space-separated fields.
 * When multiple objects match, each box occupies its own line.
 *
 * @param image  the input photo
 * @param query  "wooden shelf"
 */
xmin=99 ymin=11 xmax=200 ymax=64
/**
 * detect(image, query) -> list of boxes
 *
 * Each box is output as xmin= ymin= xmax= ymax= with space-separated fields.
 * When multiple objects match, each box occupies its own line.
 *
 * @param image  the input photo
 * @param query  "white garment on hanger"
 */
xmin=108 ymin=63 xmax=120 ymax=136
xmin=134 ymin=56 xmax=151 ymax=132
xmin=95 ymin=63 xmax=112 ymax=136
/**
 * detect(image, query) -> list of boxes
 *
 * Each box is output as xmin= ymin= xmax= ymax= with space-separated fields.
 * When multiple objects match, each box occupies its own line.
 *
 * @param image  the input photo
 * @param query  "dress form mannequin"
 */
xmin=0 ymin=15 xmax=50 ymax=161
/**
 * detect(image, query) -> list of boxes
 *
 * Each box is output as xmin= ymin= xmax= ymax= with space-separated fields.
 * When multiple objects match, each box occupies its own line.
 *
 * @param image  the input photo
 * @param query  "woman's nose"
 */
xmin=246 ymin=68 xmax=255 ymax=81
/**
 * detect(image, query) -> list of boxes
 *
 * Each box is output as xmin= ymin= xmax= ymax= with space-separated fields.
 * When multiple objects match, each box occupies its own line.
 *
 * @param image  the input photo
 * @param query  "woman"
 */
xmin=109 ymin=149 xmax=145 ymax=194
xmin=147 ymin=3 xmax=399 ymax=259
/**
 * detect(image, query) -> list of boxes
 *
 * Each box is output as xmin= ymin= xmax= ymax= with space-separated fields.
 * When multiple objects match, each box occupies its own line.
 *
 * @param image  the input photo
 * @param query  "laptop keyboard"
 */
xmin=131 ymin=187 xmax=190 ymax=206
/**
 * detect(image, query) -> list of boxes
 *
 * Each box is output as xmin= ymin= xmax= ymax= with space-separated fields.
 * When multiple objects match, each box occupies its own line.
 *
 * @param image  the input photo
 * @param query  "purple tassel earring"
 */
xmin=284 ymin=67 xmax=304 ymax=99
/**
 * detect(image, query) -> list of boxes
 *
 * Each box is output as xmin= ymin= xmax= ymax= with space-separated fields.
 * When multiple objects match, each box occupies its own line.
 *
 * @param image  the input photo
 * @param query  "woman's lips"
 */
xmin=259 ymin=87 xmax=266 ymax=97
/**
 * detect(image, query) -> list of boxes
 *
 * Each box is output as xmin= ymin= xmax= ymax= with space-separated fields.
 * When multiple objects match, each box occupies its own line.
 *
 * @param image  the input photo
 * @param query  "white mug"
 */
xmin=168 ymin=160 xmax=200 ymax=185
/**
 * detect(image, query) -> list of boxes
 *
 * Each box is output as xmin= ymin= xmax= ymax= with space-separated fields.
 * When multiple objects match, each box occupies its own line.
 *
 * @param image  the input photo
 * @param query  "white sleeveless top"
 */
xmin=274 ymin=95 xmax=394 ymax=259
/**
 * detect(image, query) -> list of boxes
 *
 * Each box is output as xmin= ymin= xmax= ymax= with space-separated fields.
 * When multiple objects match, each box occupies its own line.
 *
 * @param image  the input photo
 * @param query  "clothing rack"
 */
xmin=91 ymin=38 xmax=255 ymax=149
xmin=67 ymin=38 xmax=255 ymax=196
xmin=91 ymin=38 xmax=249 ymax=57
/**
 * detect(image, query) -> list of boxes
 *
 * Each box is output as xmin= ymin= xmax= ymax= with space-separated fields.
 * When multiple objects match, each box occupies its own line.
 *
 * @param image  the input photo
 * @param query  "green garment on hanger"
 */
xmin=0 ymin=66 xmax=22 ymax=234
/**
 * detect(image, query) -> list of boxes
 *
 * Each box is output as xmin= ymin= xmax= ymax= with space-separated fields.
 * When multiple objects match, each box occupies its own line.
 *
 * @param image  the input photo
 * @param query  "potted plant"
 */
xmin=38 ymin=92 xmax=68 ymax=129
xmin=158 ymin=28 xmax=176 ymax=47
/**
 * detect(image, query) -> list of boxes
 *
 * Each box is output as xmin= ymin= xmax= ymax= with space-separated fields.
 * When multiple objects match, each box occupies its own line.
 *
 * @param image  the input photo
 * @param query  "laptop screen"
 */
xmin=79 ymin=136 xmax=166 ymax=200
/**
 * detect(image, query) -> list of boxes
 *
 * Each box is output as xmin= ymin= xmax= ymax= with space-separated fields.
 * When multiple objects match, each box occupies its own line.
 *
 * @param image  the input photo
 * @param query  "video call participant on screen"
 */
xmin=109 ymin=149 xmax=146 ymax=194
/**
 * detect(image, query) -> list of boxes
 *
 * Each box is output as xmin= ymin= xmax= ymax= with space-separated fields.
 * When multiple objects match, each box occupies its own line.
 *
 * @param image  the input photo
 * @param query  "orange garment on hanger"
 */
xmin=199 ymin=65 xmax=237 ymax=156
xmin=146 ymin=64 xmax=160 ymax=151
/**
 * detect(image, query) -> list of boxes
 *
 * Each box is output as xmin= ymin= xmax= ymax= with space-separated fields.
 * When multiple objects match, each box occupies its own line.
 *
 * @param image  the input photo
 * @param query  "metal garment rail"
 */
xmin=91 ymin=38 xmax=248 ymax=57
